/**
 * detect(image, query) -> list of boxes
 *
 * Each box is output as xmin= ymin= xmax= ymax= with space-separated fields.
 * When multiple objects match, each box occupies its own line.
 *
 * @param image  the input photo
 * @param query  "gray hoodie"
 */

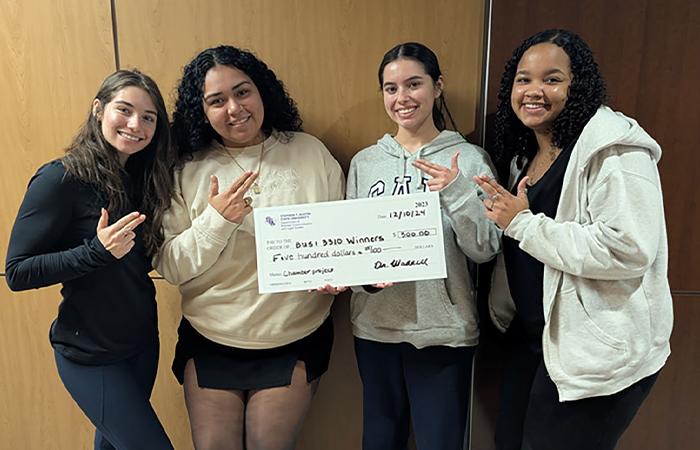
xmin=490 ymin=106 xmax=673 ymax=401
xmin=347 ymin=130 xmax=501 ymax=348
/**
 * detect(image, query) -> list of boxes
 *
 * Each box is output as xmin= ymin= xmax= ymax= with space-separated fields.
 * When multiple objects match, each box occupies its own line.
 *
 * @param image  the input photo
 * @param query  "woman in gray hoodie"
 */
xmin=346 ymin=42 xmax=501 ymax=450
xmin=475 ymin=29 xmax=673 ymax=450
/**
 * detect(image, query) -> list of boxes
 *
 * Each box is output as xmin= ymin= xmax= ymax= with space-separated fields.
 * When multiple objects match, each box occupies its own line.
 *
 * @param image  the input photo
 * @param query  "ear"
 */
xmin=92 ymin=99 xmax=102 ymax=120
xmin=434 ymin=76 xmax=444 ymax=98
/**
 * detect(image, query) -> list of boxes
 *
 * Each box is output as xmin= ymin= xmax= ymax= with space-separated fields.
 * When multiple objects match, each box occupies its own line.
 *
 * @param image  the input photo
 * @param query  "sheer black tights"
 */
xmin=183 ymin=359 xmax=318 ymax=450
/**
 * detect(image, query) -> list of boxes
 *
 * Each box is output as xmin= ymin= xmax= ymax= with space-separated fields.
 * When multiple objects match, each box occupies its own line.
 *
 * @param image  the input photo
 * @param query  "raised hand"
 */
xmin=96 ymin=208 xmax=146 ymax=259
xmin=208 ymin=171 xmax=259 ymax=224
xmin=412 ymin=151 xmax=460 ymax=191
xmin=473 ymin=174 xmax=529 ymax=229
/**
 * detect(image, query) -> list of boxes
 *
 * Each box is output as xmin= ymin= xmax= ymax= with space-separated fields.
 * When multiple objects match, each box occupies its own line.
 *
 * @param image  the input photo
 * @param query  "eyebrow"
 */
xmin=516 ymin=68 xmax=567 ymax=76
xmin=114 ymin=100 xmax=157 ymax=116
xmin=383 ymin=75 xmax=424 ymax=87
xmin=203 ymin=81 xmax=252 ymax=101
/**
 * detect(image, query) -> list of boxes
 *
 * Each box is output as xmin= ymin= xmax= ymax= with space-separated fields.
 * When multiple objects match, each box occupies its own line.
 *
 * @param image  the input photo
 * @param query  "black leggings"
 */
xmin=54 ymin=342 xmax=172 ymax=450
xmin=355 ymin=338 xmax=475 ymax=450
xmin=495 ymin=336 xmax=658 ymax=450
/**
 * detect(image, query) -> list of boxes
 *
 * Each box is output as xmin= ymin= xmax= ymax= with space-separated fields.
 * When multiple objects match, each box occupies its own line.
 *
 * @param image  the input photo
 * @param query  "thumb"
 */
xmin=209 ymin=175 xmax=220 ymax=198
xmin=451 ymin=151 xmax=461 ymax=172
xmin=97 ymin=208 xmax=109 ymax=230
xmin=517 ymin=176 xmax=530 ymax=198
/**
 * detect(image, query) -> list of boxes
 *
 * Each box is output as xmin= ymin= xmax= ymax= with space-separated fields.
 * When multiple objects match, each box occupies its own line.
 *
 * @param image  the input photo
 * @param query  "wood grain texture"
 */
xmin=476 ymin=2 xmax=700 ymax=448
xmin=0 ymin=284 xmax=95 ymax=449
xmin=113 ymin=0 xmax=485 ymax=171
xmin=113 ymin=2 xmax=485 ymax=449
xmin=617 ymin=296 xmax=700 ymax=450
xmin=485 ymin=0 xmax=700 ymax=291
xmin=0 ymin=0 xmax=115 ymax=265
xmin=0 ymin=0 xmax=115 ymax=447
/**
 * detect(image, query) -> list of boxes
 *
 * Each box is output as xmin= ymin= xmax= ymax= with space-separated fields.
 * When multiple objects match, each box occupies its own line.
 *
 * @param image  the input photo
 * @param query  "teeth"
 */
xmin=397 ymin=107 xmax=417 ymax=114
xmin=118 ymin=131 xmax=142 ymax=141
xmin=524 ymin=103 xmax=545 ymax=109
xmin=229 ymin=116 xmax=250 ymax=125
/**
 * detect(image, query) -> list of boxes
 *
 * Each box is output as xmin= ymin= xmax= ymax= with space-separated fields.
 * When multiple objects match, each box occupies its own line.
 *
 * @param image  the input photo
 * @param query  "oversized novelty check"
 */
xmin=253 ymin=192 xmax=447 ymax=293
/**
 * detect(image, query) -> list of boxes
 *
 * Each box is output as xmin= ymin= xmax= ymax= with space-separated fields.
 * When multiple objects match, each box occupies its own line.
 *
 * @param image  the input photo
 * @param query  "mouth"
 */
xmin=228 ymin=115 xmax=251 ymax=127
xmin=395 ymin=106 xmax=418 ymax=117
xmin=117 ymin=130 xmax=144 ymax=142
xmin=522 ymin=102 xmax=549 ymax=112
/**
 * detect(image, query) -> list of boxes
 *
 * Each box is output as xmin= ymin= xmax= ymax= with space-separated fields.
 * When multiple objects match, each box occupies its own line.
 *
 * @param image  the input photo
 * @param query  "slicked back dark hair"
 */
xmin=172 ymin=45 xmax=302 ymax=161
xmin=378 ymin=42 xmax=459 ymax=133
xmin=493 ymin=29 xmax=607 ymax=169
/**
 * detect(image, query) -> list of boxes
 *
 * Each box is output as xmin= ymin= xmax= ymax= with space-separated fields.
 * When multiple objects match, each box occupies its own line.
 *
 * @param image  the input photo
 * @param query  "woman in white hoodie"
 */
xmin=474 ymin=29 xmax=673 ymax=450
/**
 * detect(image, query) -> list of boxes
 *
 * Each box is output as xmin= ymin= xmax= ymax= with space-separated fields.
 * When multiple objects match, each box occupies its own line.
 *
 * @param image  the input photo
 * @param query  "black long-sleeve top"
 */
xmin=5 ymin=160 xmax=158 ymax=364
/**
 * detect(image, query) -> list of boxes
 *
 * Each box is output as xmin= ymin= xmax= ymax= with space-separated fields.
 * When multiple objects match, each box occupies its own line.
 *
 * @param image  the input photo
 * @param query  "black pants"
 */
xmin=495 ymin=334 xmax=658 ymax=450
xmin=354 ymin=337 xmax=475 ymax=450
xmin=54 ymin=341 xmax=172 ymax=450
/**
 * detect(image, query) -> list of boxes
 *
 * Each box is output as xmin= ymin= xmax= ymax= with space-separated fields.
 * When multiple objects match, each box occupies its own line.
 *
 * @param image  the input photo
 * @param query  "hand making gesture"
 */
xmin=413 ymin=151 xmax=460 ymax=191
xmin=473 ymin=174 xmax=530 ymax=230
xmin=208 ymin=171 xmax=259 ymax=224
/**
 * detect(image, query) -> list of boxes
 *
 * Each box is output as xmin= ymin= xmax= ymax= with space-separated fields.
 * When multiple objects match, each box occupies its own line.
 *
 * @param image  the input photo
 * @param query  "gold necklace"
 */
xmin=223 ymin=139 xmax=264 ymax=194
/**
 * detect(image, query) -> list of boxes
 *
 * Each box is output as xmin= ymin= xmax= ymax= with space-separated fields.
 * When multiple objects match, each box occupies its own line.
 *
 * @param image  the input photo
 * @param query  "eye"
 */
xmin=117 ymin=106 xmax=130 ymax=114
xmin=235 ymin=88 xmax=250 ymax=97
xmin=383 ymin=85 xmax=397 ymax=94
xmin=143 ymin=115 xmax=156 ymax=123
xmin=409 ymin=80 xmax=422 ymax=89
xmin=208 ymin=97 xmax=224 ymax=106
xmin=514 ymin=76 xmax=529 ymax=84
xmin=545 ymin=77 xmax=563 ymax=84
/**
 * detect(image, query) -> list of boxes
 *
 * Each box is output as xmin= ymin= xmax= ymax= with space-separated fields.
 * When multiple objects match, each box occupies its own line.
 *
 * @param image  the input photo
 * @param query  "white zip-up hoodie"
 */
xmin=489 ymin=106 xmax=673 ymax=401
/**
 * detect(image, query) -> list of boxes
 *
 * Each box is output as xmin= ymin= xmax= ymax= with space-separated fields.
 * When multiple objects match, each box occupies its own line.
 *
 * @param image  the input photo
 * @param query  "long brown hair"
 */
xmin=62 ymin=69 xmax=176 ymax=257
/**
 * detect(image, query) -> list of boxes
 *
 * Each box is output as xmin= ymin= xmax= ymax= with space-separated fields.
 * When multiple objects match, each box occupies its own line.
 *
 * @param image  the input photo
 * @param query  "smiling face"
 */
xmin=382 ymin=58 xmax=443 ymax=135
xmin=511 ymin=43 xmax=572 ymax=133
xmin=94 ymin=86 xmax=158 ymax=165
xmin=202 ymin=64 xmax=265 ymax=147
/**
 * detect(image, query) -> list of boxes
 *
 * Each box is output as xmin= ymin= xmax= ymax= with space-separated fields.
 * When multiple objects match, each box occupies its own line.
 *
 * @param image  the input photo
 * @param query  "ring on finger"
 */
xmin=243 ymin=196 xmax=253 ymax=206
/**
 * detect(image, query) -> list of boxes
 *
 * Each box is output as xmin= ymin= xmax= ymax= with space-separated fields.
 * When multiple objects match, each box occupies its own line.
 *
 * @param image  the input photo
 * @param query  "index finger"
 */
xmin=485 ymin=178 xmax=507 ymax=195
xmin=226 ymin=171 xmax=257 ymax=195
xmin=111 ymin=211 xmax=142 ymax=230
xmin=122 ymin=214 xmax=147 ymax=231
xmin=473 ymin=176 xmax=498 ymax=196
xmin=233 ymin=171 xmax=259 ymax=196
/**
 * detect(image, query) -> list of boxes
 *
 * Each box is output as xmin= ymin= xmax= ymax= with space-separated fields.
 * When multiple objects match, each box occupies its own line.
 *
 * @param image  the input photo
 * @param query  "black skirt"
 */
xmin=172 ymin=316 xmax=333 ymax=391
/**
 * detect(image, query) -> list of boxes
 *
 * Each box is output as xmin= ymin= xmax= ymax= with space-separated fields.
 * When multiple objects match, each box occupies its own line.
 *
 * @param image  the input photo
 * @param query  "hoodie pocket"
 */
xmin=551 ymin=289 xmax=629 ymax=378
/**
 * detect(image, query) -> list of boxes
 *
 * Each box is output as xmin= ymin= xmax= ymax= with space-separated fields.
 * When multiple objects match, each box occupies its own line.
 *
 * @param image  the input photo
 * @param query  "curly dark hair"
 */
xmin=62 ymin=69 xmax=176 ymax=257
xmin=492 ymin=29 xmax=607 ymax=170
xmin=172 ymin=45 xmax=302 ymax=161
xmin=378 ymin=42 xmax=459 ymax=133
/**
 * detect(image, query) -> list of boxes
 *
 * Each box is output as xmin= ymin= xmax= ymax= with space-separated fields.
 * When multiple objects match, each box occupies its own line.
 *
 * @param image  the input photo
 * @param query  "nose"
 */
xmin=397 ymin=86 xmax=411 ymax=103
xmin=227 ymin=98 xmax=242 ymax=114
xmin=126 ymin=113 xmax=142 ymax=129
xmin=524 ymin=84 xmax=544 ymax=99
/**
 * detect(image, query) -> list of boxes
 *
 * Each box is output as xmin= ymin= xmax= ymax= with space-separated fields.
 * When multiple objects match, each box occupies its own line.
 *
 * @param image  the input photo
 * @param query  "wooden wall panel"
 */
xmin=634 ymin=1 xmax=700 ymax=292
xmin=475 ymin=1 xmax=700 ymax=449
xmin=617 ymin=296 xmax=700 ymax=450
xmin=484 ymin=0 xmax=700 ymax=291
xmin=0 ymin=284 xmax=94 ymax=449
xmin=113 ymin=1 xmax=485 ymax=449
xmin=0 ymin=0 xmax=116 ymax=447
xmin=0 ymin=0 xmax=115 ymax=264
xmin=113 ymin=0 xmax=485 ymax=169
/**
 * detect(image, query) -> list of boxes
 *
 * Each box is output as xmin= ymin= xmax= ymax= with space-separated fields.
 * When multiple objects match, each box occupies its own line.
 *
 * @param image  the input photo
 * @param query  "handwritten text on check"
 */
xmin=253 ymin=192 xmax=447 ymax=293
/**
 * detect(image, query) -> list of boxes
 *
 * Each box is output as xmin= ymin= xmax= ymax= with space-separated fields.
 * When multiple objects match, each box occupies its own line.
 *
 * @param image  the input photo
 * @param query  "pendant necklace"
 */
xmin=223 ymin=139 xmax=264 ymax=194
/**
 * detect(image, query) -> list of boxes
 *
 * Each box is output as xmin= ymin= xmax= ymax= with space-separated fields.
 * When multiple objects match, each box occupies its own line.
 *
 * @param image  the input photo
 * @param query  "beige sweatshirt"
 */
xmin=156 ymin=131 xmax=345 ymax=348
